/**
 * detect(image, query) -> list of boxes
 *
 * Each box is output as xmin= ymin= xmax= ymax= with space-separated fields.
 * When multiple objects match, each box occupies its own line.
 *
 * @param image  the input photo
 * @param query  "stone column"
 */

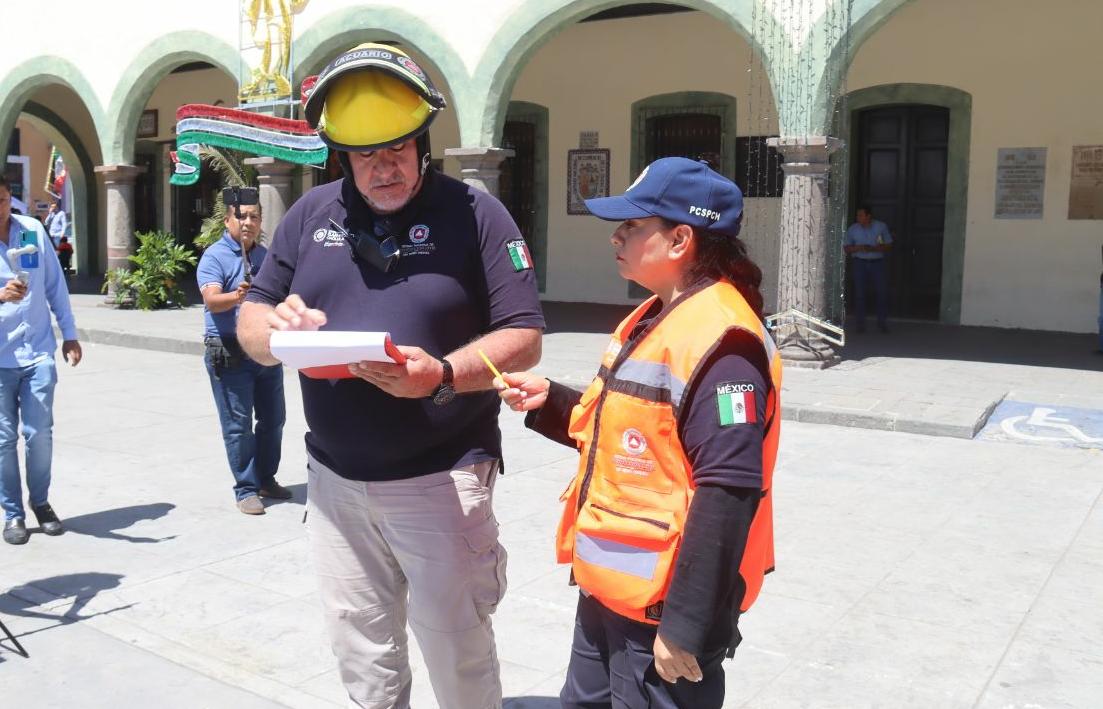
xmin=94 ymin=164 xmax=145 ymax=274
xmin=244 ymin=157 xmax=296 ymax=237
xmin=767 ymin=136 xmax=844 ymax=368
xmin=443 ymin=147 xmax=514 ymax=198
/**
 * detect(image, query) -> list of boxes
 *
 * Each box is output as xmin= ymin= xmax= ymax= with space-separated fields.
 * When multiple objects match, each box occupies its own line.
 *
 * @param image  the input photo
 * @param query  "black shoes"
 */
xmin=32 ymin=503 xmax=65 ymax=536
xmin=3 ymin=518 xmax=29 ymax=545
xmin=258 ymin=482 xmax=293 ymax=500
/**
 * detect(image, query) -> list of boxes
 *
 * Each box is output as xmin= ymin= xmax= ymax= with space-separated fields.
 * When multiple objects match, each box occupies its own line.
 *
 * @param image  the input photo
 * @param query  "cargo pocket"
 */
xmin=573 ymin=501 xmax=678 ymax=611
xmin=464 ymin=518 xmax=508 ymax=619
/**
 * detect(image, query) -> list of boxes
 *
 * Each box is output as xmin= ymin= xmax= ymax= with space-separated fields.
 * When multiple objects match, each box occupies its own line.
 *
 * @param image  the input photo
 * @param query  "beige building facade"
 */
xmin=3 ymin=0 xmax=1101 ymax=341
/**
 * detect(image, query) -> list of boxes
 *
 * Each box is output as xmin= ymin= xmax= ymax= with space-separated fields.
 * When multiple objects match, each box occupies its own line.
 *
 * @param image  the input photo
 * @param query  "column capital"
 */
xmin=444 ymin=146 xmax=515 ymax=166
xmin=444 ymin=146 xmax=515 ymax=197
xmin=94 ymin=163 xmax=145 ymax=184
xmin=244 ymin=156 xmax=296 ymax=180
xmin=767 ymin=136 xmax=844 ymax=174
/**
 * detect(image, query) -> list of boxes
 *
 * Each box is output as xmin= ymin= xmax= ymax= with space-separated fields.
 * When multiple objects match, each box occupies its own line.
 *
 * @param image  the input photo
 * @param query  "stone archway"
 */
xmin=0 ymin=57 xmax=108 ymax=164
xmin=19 ymin=105 xmax=100 ymax=276
xmin=105 ymin=31 xmax=239 ymax=166
xmin=469 ymin=0 xmax=766 ymax=149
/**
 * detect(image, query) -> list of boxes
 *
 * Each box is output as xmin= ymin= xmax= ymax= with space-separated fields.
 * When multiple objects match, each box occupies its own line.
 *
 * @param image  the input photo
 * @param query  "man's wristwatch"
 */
xmin=431 ymin=358 xmax=456 ymax=406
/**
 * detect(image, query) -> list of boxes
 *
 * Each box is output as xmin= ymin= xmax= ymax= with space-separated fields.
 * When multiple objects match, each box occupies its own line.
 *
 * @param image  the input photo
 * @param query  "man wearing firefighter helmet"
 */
xmin=238 ymin=43 xmax=544 ymax=708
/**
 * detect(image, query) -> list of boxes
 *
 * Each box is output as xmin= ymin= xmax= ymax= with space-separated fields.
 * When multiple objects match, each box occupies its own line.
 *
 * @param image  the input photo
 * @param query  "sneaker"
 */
xmin=32 ymin=503 xmax=65 ymax=536
xmin=237 ymin=495 xmax=265 ymax=515
xmin=3 ymin=518 xmax=29 ymax=545
xmin=258 ymin=482 xmax=293 ymax=500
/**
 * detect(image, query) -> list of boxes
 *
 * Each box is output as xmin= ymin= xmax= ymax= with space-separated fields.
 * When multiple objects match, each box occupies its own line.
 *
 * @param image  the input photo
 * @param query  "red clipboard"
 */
xmin=300 ymin=335 xmax=406 ymax=379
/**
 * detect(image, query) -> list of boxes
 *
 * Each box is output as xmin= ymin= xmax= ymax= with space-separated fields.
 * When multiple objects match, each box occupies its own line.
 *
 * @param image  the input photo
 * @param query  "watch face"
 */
xmin=433 ymin=385 xmax=456 ymax=406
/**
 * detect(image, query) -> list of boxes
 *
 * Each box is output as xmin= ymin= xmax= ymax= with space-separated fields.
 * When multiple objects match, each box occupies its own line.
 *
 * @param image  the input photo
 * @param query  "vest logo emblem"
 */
xmin=622 ymin=428 xmax=647 ymax=456
xmin=409 ymin=224 xmax=430 ymax=244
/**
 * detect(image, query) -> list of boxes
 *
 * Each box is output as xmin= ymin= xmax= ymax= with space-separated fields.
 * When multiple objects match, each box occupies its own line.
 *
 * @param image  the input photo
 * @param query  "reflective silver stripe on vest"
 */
xmin=615 ymin=359 xmax=687 ymax=407
xmin=575 ymin=532 xmax=659 ymax=580
xmin=760 ymin=323 xmax=779 ymax=363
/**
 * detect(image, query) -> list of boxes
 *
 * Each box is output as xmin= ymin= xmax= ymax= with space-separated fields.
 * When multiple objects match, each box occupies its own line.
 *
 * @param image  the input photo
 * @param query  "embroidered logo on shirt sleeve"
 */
xmin=506 ymin=238 xmax=533 ymax=271
xmin=716 ymin=381 xmax=757 ymax=426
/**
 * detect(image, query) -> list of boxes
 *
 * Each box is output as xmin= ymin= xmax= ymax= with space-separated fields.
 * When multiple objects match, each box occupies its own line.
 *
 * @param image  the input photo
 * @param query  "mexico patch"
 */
xmin=717 ymin=381 xmax=756 ymax=426
xmin=506 ymin=239 xmax=533 ymax=271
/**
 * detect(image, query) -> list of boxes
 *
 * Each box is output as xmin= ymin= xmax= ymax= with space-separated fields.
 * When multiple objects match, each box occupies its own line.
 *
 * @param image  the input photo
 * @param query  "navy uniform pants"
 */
xmin=561 ymin=592 xmax=727 ymax=709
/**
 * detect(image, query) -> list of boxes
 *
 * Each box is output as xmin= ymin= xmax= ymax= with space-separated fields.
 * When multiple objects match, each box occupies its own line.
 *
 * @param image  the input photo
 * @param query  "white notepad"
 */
xmin=270 ymin=330 xmax=403 ymax=370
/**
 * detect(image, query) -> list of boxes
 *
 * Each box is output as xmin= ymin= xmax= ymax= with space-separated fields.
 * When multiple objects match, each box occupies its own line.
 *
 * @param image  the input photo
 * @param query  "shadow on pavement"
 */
xmin=545 ymin=301 xmax=1102 ymax=370
xmin=839 ymin=319 xmax=1103 ymax=370
xmin=504 ymin=697 xmax=559 ymax=709
xmin=1 ymin=572 xmax=133 ymax=645
xmin=63 ymin=503 xmax=177 ymax=543
xmin=263 ymin=482 xmax=306 ymax=508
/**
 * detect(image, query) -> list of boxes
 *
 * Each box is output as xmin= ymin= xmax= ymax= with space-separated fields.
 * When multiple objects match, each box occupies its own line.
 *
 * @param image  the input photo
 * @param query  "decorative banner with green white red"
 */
xmin=170 ymin=104 xmax=327 ymax=186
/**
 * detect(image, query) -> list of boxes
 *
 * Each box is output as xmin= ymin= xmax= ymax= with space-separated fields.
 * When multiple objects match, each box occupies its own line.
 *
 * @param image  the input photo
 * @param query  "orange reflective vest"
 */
xmin=555 ymin=280 xmax=782 ymax=624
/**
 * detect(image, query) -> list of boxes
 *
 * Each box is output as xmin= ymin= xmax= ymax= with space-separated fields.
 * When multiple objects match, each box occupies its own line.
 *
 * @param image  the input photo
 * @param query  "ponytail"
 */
xmin=670 ymin=217 xmax=764 ymax=319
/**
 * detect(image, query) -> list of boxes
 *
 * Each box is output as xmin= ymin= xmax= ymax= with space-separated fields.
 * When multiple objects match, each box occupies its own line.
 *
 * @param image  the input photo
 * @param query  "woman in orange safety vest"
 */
xmin=496 ymin=157 xmax=781 ymax=709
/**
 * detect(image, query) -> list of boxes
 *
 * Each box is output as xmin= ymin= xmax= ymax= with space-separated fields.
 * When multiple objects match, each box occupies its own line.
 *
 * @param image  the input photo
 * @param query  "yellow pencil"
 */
xmin=478 ymin=349 xmax=504 ymax=380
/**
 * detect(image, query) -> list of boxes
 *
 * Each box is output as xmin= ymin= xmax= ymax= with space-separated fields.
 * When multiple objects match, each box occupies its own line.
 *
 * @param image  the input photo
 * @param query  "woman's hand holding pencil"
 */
xmin=481 ymin=349 xmax=550 ymax=412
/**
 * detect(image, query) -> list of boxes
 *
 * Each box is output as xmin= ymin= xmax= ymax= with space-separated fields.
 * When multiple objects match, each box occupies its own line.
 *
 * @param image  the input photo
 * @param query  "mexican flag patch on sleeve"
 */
xmin=506 ymin=239 xmax=533 ymax=271
xmin=717 ymin=382 xmax=757 ymax=426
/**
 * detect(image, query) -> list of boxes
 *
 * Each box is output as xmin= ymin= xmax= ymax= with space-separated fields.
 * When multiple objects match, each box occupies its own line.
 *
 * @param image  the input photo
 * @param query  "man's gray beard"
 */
xmin=360 ymin=174 xmax=424 ymax=215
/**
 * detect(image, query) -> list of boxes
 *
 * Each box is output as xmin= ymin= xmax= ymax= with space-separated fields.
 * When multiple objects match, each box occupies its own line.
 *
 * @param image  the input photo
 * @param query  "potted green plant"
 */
xmin=101 ymin=230 xmax=197 ymax=310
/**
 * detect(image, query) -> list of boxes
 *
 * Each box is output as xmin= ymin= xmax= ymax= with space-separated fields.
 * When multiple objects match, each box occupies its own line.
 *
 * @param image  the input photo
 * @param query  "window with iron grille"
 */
xmin=735 ymin=136 xmax=785 ymax=198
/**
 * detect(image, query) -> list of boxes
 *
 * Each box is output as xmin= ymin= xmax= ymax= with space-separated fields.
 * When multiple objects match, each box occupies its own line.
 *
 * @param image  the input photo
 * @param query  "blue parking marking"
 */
xmin=978 ymin=400 xmax=1103 ymax=450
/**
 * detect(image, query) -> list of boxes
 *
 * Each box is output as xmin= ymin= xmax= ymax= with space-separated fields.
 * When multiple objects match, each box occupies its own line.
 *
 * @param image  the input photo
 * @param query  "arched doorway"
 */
xmin=852 ymin=103 xmax=949 ymax=320
xmin=3 ymin=77 xmax=104 ymax=277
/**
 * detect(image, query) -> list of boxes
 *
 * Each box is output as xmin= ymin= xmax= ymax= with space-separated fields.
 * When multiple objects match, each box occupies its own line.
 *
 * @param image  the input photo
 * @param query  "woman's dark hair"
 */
xmin=662 ymin=217 xmax=764 ymax=319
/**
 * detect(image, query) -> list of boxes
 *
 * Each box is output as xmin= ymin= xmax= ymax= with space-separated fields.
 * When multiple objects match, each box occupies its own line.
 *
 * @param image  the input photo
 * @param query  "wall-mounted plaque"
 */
xmin=1069 ymin=145 xmax=1103 ymax=220
xmin=567 ymin=149 xmax=610 ymax=215
xmin=995 ymin=147 xmax=1046 ymax=219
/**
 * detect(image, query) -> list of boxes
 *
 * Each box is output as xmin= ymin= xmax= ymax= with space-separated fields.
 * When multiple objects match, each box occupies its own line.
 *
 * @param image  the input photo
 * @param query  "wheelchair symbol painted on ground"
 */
xmin=1000 ymin=407 xmax=1103 ymax=445
xmin=978 ymin=400 xmax=1103 ymax=450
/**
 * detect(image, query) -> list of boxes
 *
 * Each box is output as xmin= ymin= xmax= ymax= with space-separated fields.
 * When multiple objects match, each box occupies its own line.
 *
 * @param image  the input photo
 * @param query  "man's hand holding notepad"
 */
xmin=270 ymin=331 xmax=407 ymax=379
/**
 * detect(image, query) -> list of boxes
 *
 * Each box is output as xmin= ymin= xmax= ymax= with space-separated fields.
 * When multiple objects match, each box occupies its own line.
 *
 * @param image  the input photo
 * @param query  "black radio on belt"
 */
xmin=328 ymin=217 xmax=401 ymax=273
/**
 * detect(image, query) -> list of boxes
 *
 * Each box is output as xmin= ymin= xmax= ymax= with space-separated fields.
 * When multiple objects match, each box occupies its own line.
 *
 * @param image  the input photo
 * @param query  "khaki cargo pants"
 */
xmin=306 ymin=455 xmax=508 ymax=709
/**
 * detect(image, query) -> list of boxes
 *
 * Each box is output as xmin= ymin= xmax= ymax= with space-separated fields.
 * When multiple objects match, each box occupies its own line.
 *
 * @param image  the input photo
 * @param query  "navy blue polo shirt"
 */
xmin=246 ymin=171 xmax=545 ymax=481
xmin=197 ymin=232 xmax=267 ymax=339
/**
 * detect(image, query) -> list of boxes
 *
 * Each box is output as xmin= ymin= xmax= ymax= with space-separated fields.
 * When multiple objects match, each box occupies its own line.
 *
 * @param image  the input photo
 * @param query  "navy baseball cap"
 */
xmin=585 ymin=157 xmax=744 ymax=237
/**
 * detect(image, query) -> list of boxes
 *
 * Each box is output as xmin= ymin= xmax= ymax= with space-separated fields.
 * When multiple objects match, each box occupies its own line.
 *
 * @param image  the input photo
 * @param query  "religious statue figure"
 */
xmin=239 ymin=0 xmax=310 ymax=102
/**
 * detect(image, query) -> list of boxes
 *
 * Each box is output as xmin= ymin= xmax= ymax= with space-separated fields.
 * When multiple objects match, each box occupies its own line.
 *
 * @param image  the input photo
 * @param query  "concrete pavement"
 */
xmin=1 ymin=296 xmax=1100 ymax=707
xmin=1 ymin=342 xmax=1100 ymax=707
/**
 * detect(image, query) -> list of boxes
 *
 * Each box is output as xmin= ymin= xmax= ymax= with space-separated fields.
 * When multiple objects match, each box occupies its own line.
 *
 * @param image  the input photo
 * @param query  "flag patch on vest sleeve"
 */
xmin=717 ymin=381 xmax=756 ymax=426
xmin=506 ymin=239 xmax=533 ymax=271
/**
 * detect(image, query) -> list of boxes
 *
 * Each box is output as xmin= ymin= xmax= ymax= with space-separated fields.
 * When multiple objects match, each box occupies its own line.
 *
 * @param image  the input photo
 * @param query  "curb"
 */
xmin=73 ymin=326 xmax=1004 ymax=441
xmin=781 ymin=400 xmax=1000 ymax=440
xmin=75 ymin=328 xmax=205 ymax=356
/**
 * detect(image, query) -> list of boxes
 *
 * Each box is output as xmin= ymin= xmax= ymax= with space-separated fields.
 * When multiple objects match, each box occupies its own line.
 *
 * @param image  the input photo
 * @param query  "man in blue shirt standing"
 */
xmin=45 ymin=202 xmax=68 ymax=249
xmin=844 ymin=205 xmax=893 ymax=333
xmin=197 ymin=189 xmax=287 ymax=515
xmin=0 ymin=175 xmax=81 ymax=545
